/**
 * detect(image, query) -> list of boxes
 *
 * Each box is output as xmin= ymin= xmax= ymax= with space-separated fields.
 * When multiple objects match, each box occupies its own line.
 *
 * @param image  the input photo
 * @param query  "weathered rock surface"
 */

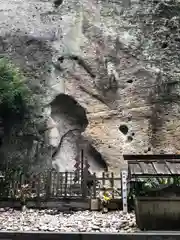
xmin=0 ymin=0 xmax=180 ymax=173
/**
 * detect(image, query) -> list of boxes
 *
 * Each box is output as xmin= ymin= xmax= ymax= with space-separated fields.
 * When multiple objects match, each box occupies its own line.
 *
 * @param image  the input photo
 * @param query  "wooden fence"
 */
xmin=89 ymin=172 xmax=122 ymax=199
xmin=0 ymin=169 xmax=122 ymax=201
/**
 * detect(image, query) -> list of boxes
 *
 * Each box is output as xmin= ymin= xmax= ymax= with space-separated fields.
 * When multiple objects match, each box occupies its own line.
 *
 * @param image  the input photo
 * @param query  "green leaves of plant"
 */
xmin=0 ymin=58 xmax=31 ymax=116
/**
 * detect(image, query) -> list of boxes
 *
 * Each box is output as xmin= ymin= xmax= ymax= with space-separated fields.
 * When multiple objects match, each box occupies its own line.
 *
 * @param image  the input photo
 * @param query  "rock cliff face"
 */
xmin=0 ymin=0 xmax=179 ymax=174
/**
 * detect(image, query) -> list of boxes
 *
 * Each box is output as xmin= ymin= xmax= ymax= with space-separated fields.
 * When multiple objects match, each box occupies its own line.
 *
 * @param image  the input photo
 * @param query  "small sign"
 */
xmin=121 ymin=169 xmax=128 ymax=213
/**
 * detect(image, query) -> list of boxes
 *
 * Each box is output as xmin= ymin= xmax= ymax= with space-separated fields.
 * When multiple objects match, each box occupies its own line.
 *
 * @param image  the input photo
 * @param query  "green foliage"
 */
xmin=0 ymin=58 xmax=31 ymax=118
xmin=128 ymin=177 xmax=180 ymax=200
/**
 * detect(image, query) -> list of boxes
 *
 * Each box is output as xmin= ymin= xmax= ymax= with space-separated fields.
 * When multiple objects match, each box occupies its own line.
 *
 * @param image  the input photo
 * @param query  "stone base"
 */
xmin=90 ymin=199 xmax=100 ymax=211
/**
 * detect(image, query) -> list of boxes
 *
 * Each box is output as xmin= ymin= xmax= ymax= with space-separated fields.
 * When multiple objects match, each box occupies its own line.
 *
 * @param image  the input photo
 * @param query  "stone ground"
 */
xmin=0 ymin=209 xmax=139 ymax=232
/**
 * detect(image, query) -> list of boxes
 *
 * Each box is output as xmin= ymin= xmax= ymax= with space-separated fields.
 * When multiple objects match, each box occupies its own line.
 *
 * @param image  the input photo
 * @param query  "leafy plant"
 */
xmin=128 ymin=176 xmax=180 ymax=201
xmin=15 ymin=184 xmax=31 ymax=209
xmin=0 ymin=58 xmax=31 ymax=122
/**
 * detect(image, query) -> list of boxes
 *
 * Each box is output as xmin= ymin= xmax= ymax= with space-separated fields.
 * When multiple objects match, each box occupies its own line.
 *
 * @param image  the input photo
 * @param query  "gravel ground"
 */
xmin=0 ymin=209 xmax=139 ymax=232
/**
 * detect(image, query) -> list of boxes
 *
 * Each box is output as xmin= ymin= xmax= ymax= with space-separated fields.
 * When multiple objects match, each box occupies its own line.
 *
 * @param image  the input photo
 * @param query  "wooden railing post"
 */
xmin=111 ymin=172 xmax=114 ymax=198
xmin=102 ymin=172 xmax=105 ymax=186
xmin=56 ymin=172 xmax=60 ymax=197
xmin=92 ymin=173 xmax=96 ymax=198
xmin=80 ymin=149 xmax=89 ymax=198
xmin=36 ymin=173 xmax=41 ymax=199
xmin=82 ymin=170 xmax=88 ymax=198
xmin=46 ymin=170 xmax=52 ymax=199
xmin=64 ymin=171 xmax=68 ymax=198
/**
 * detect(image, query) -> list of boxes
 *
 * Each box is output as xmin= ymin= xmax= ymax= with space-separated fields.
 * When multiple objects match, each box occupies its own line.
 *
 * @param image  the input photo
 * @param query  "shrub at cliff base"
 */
xmin=0 ymin=58 xmax=31 ymax=122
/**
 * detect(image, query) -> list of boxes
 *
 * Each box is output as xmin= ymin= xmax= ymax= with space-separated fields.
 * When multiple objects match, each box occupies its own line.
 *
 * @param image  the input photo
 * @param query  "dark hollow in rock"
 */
xmin=144 ymin=147 xmax=151 ymax=153
xmin=51 ymin=93 xmax=88 ymax=130
xmin=50 ymin=93 xmax=89 ymax=163
xmin=88 ymin=144 xmax=108 ymax=171
xmin=127 ymin=79 xmax=133 ymax=83
xmin=127 ymin=136 xmax=133 ymax=142
xmin=119 ymin=124 xmax=129 ymax=135
xmin=54 ymin=0 xmax=63 ymax=8
xmin=57 ymin=56 xmax=64 ymax=63
xmin=161 ymin=42 xmax=168 ymax=49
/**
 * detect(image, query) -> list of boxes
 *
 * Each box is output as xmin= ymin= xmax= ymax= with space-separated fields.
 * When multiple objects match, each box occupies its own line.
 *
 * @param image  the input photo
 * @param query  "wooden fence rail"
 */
xmin=0 ymin=169 xmax=122 ymax=201
xmin=89 ymin=172 xmax=121 ymax=199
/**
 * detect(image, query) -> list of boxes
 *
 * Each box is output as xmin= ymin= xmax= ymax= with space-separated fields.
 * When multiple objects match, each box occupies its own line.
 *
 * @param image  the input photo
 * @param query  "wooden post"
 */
xmin=106 ymin=172 xmax=109 ymax=187
xmin=14 ymin=170 xmax=18 ymax=198
xmin=111 ymin=172 xmax=114 ymax=198
xmin=80 ymin=149 xmax=84 ymax=183
xmin=121 ymin=169 xmax=128 ymax=213
xmin=56 ymin=172 xmax=60 ymax=197
xmin=83 ymin=167 xmax=88 ymax=198
xmin=93 ymin=173 xmax=96 ymax=198
xmin=64 ymin=171 xmax=68 ymax=198
xmin=102 ymin=172 xmax=105 ymax=186
xmin=80 ymin=149 xmax=86 ymax=198
xmin=20 ymin=172 xmax=25 ymax=186
xmin=74 ymin=152 xmax=81 ymax=182
xmin=52 ymin=171 xmax=55 ymax=197
xmin=37 ymin=173 xmax=41 ymax=199
xmin=46 ymin=170 xmax=52 ymax=199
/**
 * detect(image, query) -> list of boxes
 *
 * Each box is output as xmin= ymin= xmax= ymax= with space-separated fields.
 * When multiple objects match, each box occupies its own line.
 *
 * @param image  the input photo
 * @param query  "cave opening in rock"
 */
xmin=88 ymin=144 xmax=108 ymax=171
xmin=50 ymin=94 xmax=88 ymax=165
xmin=50 ymin=93 xmax=107 ymax=172
xmin=51 ymin=93 xmax=88 ymax=130
xmin=119 ymin=124 xmax=129 ymax=135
